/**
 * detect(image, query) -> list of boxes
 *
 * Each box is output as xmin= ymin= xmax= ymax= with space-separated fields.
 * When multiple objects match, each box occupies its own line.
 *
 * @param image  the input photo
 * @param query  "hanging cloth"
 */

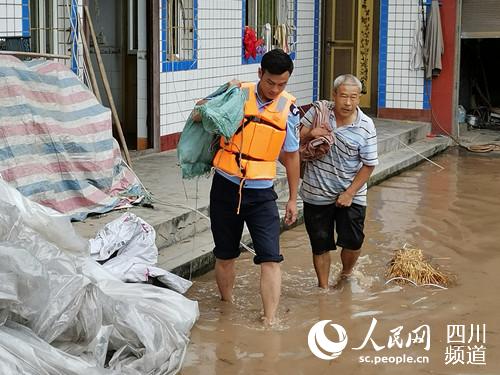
xmin=276 ymin=0 xmax=288 ymax=24
xmin=275 ymin=0 xmax=290 ymax=52
xmin=410 ymin=8 xmax=425 ymax=70
xmin=263 ymin=23 xmax=272 ymax=53
xmin=423 ymin=0 xmax=444 ymax=79
xmin=274 ymin=24 xmax=289 ymax=53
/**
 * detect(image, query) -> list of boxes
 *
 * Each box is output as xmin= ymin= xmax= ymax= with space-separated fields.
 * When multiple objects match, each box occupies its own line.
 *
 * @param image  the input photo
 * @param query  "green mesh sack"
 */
xmin=177 ymin=84 xmax=245 ymax=179
xmin=197 ymin=84 xmax=245 ymax=138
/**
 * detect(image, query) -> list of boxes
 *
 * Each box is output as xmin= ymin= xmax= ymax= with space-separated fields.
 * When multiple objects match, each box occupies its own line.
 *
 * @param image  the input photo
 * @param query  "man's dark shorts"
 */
xmin=303 ymin=201 xmax=366 ymax=255
xmin=210 ymin=173 xmax=282 ymax=264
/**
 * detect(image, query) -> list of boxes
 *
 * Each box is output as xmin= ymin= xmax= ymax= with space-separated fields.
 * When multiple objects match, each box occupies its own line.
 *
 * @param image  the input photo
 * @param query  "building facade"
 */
xmin=2 ymin=0 xmax=473 ymax=153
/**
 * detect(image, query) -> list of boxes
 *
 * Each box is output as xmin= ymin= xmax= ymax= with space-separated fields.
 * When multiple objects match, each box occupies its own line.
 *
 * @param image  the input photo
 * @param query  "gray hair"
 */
xmin=333 ymin=74 xmax=362 ymax=93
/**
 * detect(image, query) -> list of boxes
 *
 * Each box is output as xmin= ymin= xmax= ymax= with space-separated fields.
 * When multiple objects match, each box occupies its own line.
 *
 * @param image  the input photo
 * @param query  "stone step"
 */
xmin=369 ymin=135 xmax=450 ymax=186
xmin=158 ymin=135 xmax=450 ymax=278
xmin=375 ymin=119 xmax=431 ymax=156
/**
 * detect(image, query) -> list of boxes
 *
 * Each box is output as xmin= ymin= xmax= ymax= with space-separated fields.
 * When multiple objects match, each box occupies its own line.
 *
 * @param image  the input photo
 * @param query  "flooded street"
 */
xmin=181 ymin=148 xmax=500 ymax=375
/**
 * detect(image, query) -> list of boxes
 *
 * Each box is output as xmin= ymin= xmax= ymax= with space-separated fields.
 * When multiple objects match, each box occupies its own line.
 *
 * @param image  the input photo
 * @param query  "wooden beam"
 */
xmin=0 ymin=50 xmax=70 ymax=59
xmin=80 ymin=29 xmax=102 ymax=103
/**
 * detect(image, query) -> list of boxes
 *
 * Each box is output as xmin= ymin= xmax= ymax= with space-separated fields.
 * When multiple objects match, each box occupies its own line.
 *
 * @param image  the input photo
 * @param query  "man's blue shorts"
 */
xmin=210 ymin=172 xmax=283 ymax=264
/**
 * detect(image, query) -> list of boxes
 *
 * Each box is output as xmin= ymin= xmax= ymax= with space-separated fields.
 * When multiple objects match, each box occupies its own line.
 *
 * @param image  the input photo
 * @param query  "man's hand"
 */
xmin=280 ymin=150 xmax=300 ymax=225
xmin=335 ymin=191 xmax=353 ymax=208
xmin=284 ymin=199 xmax=297 ymax=226
xmin=310 ymin=127 xmax=331 ymax=138
xmin=301 ymin=126 xmax=331 ymax=144
xmin=191 ymin=99 xmax=208 ymax=122
xmin=228 ymin=79 xmax=242 ymax=88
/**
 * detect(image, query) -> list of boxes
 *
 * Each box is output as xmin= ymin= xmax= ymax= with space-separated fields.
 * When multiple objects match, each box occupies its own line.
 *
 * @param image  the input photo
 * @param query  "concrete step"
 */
xmin=375 ymin=119 xmax=431 ymax=156
xmin=369 ymin=135 xmax=450 ymax=186
xmin=158 ymin=135 xmax=450 ymax=278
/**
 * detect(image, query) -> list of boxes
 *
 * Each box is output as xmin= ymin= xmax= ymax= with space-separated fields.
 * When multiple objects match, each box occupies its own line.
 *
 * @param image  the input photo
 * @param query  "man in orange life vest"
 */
xmin=196 ymin=49 xmax=300 ymax=325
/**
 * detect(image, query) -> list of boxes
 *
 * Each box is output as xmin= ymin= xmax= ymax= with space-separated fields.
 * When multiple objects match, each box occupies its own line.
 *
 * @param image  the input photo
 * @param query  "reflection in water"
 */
xmin=181 ymin=149 xmax=500 ymax=374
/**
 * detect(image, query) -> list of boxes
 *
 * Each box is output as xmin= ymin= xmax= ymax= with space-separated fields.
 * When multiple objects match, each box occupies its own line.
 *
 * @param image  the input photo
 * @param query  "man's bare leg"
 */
xmin=215 ymin=258 xmax=236 ymax=302
xmin=260 ymin=262 xmax=281 ymax=324
xmin=313 ymin=252 xmax=331 ymax=289
xmin=340 ymin=248 xmax=361 ymax=277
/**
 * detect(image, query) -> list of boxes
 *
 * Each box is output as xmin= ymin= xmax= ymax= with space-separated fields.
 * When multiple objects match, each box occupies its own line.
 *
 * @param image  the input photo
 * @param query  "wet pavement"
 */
xmin=180 ymin=147 xmax=500 ymax=374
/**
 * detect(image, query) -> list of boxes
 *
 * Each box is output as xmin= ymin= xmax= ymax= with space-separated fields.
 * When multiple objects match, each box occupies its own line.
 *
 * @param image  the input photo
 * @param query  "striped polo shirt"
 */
xmin=299 ymin=103 xmax=378 ymax=206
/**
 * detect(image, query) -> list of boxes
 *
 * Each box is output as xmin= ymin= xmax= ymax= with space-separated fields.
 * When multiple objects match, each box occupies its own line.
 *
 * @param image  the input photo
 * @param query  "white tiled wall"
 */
xmin=137 ymin=0 xmax=148 ymax=139
xmin=290 ymin=0 xmax=316 ymax=104
xmin=385 ymin=0 xmax=425 ymax=109
xmin=160 ymin=0 xmax=317 ymax=137
xmin=0 ymin=0 xmax=23 ymax=37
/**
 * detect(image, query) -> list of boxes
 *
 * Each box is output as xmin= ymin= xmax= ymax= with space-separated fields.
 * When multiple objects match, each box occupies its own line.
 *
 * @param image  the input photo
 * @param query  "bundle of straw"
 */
xmin=385 ymin=246 xmax=452 ymax=287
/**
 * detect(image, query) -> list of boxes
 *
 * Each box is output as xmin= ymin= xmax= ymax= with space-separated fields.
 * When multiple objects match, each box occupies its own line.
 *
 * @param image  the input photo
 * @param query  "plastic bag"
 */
xmin=89 ymin=212 xmax=156 ymax=263
xmin=89 ymin=213 xmax=193 ymax=293
xmin=0 ymin=179 xmax=88 ymax=256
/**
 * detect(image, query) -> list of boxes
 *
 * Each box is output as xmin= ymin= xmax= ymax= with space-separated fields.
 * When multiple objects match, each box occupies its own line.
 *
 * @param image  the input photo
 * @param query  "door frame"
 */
xmin=320 ymin=0 xmax=379 ymax=115
xmin=147 ymin=0 xmax=160 ymax=151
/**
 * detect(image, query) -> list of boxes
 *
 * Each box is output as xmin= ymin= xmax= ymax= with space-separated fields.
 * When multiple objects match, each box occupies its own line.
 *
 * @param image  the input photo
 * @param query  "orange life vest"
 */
xmin=213 ymin=82 xmax=296 ymax=180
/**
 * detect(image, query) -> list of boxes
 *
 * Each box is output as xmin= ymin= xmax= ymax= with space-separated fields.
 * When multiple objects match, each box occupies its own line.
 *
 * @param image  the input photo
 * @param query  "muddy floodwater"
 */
xmin=181 ymin=148 xmax=500 ymax=375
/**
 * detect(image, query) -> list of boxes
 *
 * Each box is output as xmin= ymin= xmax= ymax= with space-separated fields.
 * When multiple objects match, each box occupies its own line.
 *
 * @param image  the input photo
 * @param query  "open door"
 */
xmin=321 ymin=0 xmax=378 ymax=113
xmin=124 ymin=0 xmax=149 ymax=151
xmin=87 ymin=0 xmax=152 ymax=151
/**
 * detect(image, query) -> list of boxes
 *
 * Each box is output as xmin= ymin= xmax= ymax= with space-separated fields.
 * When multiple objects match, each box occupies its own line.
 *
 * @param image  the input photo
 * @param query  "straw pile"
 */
xmin=386 ymin=246 xmax=453 ymax=287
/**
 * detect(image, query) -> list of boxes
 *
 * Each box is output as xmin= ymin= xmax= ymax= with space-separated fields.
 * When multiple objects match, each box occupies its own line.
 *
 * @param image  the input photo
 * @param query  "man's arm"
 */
xmin=336 ymin=164 xmax=375 ymax=207
xmin=279 ymin=150 xmax=300 ymax=225
xmin=300 ymin=124 xmax=331 ymax=144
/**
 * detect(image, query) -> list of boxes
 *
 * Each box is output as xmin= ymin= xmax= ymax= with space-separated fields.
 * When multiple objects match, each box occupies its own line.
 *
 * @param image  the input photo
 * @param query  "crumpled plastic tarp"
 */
xmin=177 ymin=83 xmax=246 ymax=179
xmin=0 ymin=179 xmax=199 ymax=374
xmin=89 ymin=212 xmax=192 ymax=294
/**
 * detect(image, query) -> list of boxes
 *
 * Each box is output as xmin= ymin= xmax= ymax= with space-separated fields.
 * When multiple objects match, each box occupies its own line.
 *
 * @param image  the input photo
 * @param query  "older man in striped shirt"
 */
xmin=299 ymin=74 xmax=378 ymax=289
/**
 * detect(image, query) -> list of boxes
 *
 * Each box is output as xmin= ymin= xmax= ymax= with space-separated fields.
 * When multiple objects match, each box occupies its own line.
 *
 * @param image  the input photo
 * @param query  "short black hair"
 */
xmin=260 ymin=49 xmax=294 ymax=76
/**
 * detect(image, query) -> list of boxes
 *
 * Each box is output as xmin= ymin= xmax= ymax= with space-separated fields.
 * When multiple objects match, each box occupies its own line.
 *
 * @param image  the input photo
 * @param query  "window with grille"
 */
xmin=1 ymin=0 xmax=78 ymax=71
xmin=0 ymin=0 xmax=29 ymax=50
xmin=160 ymin=0 xmax=198 ymax=72
xmin=243 ymin=0 xmax=297 ymax=64
xmin=29 ymin=0 xmax=48 ymax=53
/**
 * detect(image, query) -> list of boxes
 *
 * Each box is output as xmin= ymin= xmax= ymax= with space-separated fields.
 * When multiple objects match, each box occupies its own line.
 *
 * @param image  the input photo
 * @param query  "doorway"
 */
xmin=87 ymin=0 xmax=152 ymax=151
xmin=320 ymin=0 xmax=379 ymax=114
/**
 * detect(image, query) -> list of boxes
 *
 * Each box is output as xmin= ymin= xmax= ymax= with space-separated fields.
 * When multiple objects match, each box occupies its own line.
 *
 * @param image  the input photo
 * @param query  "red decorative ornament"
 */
xmin=243 ymin=26 xmax=264 ymax=60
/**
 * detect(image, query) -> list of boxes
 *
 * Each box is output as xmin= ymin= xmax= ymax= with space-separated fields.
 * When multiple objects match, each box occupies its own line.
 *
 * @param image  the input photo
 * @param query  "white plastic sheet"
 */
xmin=0 ymin=182 xmax=199 ymax=374
xmin=0 ymin=321 xmax=115 ymax=375
xmin=0 ymin=179 xmax=88 ymax=255
xmin=89 ymin=212 xmax=193 ymax=293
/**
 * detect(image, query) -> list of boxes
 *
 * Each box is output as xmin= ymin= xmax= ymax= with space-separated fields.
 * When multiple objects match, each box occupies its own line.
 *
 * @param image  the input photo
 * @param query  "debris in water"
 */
xmin=385 ymin=245 xmax=454 ymax=288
